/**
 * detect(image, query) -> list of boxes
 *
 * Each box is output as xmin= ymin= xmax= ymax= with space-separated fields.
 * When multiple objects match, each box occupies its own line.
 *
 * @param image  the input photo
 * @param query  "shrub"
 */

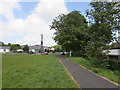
xmin=108 ymin=60 xmax=120 ymax=71
xmin=72 ymin=51 xmax=85 ymax=57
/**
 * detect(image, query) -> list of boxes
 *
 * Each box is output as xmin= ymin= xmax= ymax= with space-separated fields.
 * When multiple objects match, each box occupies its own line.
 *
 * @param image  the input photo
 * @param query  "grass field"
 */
xmin=2 ymin=54 xmax=77 ymax=88
xmin=67 ymin=57 xmax=120 ymax=84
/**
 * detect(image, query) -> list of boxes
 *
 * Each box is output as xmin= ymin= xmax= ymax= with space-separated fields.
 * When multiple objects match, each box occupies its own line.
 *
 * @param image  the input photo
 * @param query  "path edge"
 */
xmin=58 ymin=57 xmax=81 ymax=89
xmin=66 ymin=58 xmax=120 ymax=87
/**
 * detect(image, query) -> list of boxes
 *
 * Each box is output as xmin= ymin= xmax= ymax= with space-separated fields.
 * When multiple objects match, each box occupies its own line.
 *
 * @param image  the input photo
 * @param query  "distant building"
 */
xmin=108 ymin=49 xmax=120 ymax=60
xmin=29 ymin=45 xmax=48 ymax=53
xmin=0 ymin=46 xmax=10 ymax=53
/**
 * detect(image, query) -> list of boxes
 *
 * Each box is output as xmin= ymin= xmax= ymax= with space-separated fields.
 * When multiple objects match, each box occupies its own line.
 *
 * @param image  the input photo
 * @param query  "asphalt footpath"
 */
xmin=57 ymin=55 xmax=119 ymax=90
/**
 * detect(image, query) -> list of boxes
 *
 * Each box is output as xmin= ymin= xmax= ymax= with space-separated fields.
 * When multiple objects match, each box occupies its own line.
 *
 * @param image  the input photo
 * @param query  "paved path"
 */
xmin=58 ymin=55 xmax=119 ymax=90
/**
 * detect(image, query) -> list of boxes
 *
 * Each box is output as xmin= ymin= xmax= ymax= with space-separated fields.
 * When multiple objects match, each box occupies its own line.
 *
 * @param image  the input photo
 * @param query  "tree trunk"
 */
xmin=69 ymin=50 xmax=72 ymax=57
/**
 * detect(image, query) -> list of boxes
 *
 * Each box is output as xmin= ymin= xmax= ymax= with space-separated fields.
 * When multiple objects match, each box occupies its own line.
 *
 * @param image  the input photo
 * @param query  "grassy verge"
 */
xmin=67 ymin=57 xmax=120 ymax=84
xmin=2 ymin=54 xmax=77 ymax=88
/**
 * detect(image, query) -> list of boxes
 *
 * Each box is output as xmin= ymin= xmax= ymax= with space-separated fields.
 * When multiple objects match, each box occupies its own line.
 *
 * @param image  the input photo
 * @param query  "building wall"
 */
xmin=0 ymin=49 xmax=4 ymax=52
xmin=0 ymin=49 xmax=10 ymax=52
xmin=108 ymin=49 xmax=120 ymax=55
xmin=31 ymin=49 xmax=35 ymax=52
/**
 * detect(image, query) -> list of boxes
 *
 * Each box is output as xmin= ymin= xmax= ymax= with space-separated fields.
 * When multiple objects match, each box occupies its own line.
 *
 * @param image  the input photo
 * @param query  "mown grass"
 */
xmin=67 ymin=57 xmax=120 ymax=84
xmin=2 ymin=54 xmax=77 ymax=88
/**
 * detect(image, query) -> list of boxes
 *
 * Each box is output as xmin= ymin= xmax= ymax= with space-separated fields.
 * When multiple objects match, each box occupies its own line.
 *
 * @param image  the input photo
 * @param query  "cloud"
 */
xmin=1 ymin=0 xmax=68 ymax=46
xmin=0 ymin=0 xmax=21 ymax=20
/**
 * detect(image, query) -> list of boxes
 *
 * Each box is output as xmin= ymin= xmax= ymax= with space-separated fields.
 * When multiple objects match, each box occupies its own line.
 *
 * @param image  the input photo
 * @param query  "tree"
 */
xmin=86 ymin=0 xmax=119 ymax=31
xmin=8 ymin=43 xmax=11 ymax=46
xmin=85 ymin=0 xmax=119 ymax=67
xmin=0 ymin=42 xmax=4 ymax=46
xmin=52 ymin=44 xmax=62 ymax=52
xmin=10 ymin=44 xmax=21 ymax=51
xmin=50 ymin=11 xmax=89 ymax=56
xmin=86 ymin=0 xmax=119 ymax=42
xmin=23 ymin=45 xmax=29 ymax=52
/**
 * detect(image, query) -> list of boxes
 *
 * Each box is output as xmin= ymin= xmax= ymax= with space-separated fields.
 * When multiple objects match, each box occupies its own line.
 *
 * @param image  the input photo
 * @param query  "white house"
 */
xmin=108 ymin=49 xmax=120 ymax=60
xmin=108 ymin=49 xmax=120 ymax=55
xmin=29 ymin=45 xmax=48 ymax=53
xmin=0 ymin=46 xmax=10 ymax=53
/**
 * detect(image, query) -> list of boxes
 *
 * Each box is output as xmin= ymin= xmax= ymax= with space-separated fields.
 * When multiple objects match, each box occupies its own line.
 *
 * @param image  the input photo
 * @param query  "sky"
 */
xmin=0 ymin=0 xmax=91 ymax=46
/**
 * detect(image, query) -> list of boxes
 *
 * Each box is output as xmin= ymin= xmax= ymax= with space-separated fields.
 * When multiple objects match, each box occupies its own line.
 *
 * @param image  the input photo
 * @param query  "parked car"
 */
xmin=28 ymin=51 xmax=34 ymax=54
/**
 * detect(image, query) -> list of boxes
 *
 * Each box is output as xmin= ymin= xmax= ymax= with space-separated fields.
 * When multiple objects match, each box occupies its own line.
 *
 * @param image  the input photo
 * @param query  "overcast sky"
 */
xmin=0 ymin=0 xmax=91 ymax=46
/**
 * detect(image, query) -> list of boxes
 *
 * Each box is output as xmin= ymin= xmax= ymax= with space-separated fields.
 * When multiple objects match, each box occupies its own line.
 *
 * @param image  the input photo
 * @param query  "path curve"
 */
xmin=57 ymin=55 xmax=119 ymax=90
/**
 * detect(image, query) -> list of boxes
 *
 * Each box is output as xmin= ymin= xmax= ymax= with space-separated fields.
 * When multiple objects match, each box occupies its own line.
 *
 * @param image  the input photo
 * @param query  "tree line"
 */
xmin=0 ymin=42 xmax=29 ymax=52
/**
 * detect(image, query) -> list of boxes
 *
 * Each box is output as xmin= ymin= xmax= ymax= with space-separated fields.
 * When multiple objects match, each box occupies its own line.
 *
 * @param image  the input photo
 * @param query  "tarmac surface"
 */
xmin=58 ymin=55 xmax=119 ymax=90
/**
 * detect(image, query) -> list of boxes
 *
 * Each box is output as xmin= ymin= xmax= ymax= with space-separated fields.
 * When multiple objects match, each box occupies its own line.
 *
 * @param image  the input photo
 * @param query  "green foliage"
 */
xmin=0 ymin=42 xmax=4 ymax=46
xmin=72 ymin=51 xmax=86 ymax=57
xmin=85 ymin=40 xmax=109 ymax=68
xmin=50 ymin=11 xmax=89 ymax=55
xmin=0 ymin=42 xmax=7 ymax=46
xmin=52 ymin=44 xmax=62 ymax=52
xmin=8 ymin=43 xmax=11 ymax=46
xmin=108 ymin=60 xmax=120 ymax=71
xmin=23 ymin=45 xmax=29 ymax=52
xmin=0 ymin=42 xmax=11 ymax=46
xmin=110 ymin=42 xmax=120 ymax=49
xmin=85 ymin=1 xmax=119 ymax=67
xmin=86 ymin=1 xmax=119 ymax=31
xmin=10 ymin=44 xmax=21 ymax=51
xmin=68 ymin=57 xmax=120 ymax=84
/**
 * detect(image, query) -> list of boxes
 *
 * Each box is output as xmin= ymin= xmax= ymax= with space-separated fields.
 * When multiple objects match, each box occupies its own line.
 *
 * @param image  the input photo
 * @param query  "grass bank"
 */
xmin=67 ymin=57 xmax=120 ymax=84
xmin=2 ymin=54 xmax=77 ymax=88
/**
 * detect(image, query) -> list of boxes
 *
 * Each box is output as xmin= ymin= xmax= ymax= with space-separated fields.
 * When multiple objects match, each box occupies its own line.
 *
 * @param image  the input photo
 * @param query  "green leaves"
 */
xmin=85 ymin=1 xmax=120 ymax=67
xmin=50 ymin=11 xmax=89 ymax=53
xmin=10 ymin=44 xmax=21 ymax=51
xmin=23 ymin=45 xmax=29 ymax=52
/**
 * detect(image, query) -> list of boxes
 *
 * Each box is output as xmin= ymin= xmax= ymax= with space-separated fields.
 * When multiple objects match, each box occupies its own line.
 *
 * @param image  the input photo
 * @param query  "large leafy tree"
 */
xmin=85 ymin=0 xmax=119 ymax=67
xmin=52 ymin=44 xmax=62 ymax=52
xmin=86 ymin=1 xmax=119 ymax=41
xmin=50 ymin=11 xmax=89 ymax=56
xmin=23 ymin=45 xmax=29 ymax=52
xmin=10 ymin=44 xmax=21 ymax=51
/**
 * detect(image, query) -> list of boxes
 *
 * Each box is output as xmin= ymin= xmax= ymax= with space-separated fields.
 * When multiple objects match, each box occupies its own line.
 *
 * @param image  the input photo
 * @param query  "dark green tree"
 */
xmin=85 ymin=0 xmax=119 ymax=67
xmin=23 ymin=45 xmax=29 ymax=52
xmin=50 ymin=11 xmax=89 ymax=56
xmin=10 ymin=44 xmax=21 ymax=51
xmin=8 ymin=43 xmax=11 ymax=46
xmin=86 ymin=1 xmax=119 ymax=39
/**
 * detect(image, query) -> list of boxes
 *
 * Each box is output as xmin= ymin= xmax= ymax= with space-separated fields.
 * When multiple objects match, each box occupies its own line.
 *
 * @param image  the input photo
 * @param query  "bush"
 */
xmin=108 ymin=60 xmax=120 ymax=71
xmin=91 ymin=68 xmax=101 ymax=73
xmin=72 ymin=51 xmax=85 ymax=57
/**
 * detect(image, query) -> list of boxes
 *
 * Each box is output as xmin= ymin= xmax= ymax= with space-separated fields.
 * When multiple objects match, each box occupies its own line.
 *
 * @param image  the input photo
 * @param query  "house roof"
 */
xmin=0 ymin=46 xmax=10 ymax=49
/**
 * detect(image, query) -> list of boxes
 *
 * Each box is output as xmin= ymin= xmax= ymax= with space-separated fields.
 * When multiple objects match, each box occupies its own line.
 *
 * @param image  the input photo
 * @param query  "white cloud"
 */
xmin=0 ymin=0 xmax=21 ymax=20
xmin=1 ymin=0 xmax=68 ymax=46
